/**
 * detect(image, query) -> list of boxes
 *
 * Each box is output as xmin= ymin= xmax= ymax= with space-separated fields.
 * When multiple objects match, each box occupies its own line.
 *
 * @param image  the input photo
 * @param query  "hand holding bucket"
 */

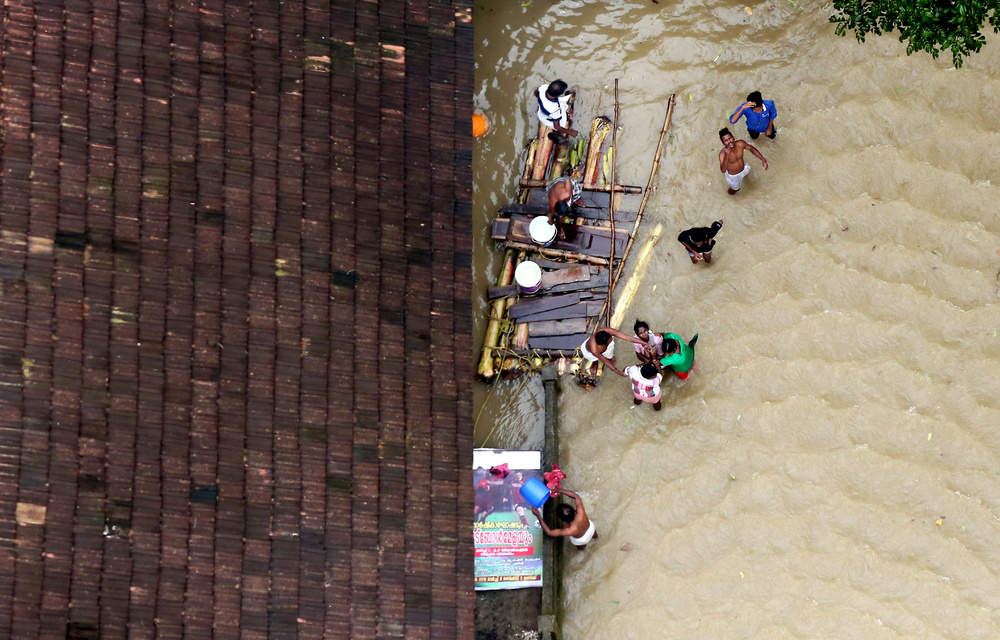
xmin=519 ymin=476 xmax=551 ymax=509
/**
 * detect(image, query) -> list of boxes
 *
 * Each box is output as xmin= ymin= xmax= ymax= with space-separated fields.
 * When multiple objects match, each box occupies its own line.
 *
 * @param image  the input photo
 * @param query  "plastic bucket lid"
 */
xmin=514 ymin=261 xmax=542 ymax=290
xmin=519 ymin=476 xmax=550 ymax=509
xmin=529 ymin=217 xmax=557 ymax=246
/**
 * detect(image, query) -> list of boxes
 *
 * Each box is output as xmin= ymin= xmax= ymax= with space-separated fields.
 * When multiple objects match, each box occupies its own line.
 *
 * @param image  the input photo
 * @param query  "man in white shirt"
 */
xmin=533 ymin=79 xmax=578 ymax=137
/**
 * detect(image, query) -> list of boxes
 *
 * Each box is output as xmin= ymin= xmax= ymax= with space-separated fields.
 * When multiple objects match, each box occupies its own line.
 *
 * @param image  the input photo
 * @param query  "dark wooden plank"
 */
xmin=527 ymin=318 xmax=587 ymax=337
xmin=544 ymin=269 xmax=609 ymax=294
xmin=507 ymin=292 xmax=581 ymax=320
xmin=526 ymin=333 xmax=590 ymax=350
xmin=486 ymin=284 xmax=519 ymax=300
xmin=504 ymin=214 xmax=628 ymax=259
xmin=513 ymin=300 xmax=605 ymax=323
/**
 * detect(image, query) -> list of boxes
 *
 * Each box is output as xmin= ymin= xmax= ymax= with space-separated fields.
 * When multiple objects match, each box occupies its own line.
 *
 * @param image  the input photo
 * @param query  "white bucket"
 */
xmin=514 ymin=261 xmax=542 ymax=294
xmin=529 ymin=217 xmax=557 ymax=247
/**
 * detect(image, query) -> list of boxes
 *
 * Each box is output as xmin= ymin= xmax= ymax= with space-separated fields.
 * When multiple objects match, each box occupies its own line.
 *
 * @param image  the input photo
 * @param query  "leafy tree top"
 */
xmin=830 ymin=0 xmax=1000 ymax=68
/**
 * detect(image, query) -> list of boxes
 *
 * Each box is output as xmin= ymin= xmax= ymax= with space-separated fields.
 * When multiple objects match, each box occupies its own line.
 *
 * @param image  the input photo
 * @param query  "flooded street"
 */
xmin=473 ymin=1 xmax=1000 ymax=638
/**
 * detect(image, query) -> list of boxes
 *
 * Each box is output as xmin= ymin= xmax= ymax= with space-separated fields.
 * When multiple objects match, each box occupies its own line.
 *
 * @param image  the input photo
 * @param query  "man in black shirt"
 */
xmin=678 ymin=219 xmax=723 ymax=264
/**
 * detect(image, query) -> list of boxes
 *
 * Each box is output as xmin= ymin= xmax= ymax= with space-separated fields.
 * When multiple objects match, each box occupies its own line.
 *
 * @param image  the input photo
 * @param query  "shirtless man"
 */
xmin=719 ymin=127 xmax=768 ymax=195
xmin=530 ymin=488 xmax=597 ymax=550
xmin=580 ymin=327 xmax=645 ymax=377
xmin=547 ymin=176 xmax=584 ymax=239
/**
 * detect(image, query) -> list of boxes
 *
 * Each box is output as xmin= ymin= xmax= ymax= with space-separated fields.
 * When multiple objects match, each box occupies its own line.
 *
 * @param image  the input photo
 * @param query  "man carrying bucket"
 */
xmin=530 ymin=488 xmax=597 ymax=550
xmin=545 ymin=175 xmax=583 ymax=240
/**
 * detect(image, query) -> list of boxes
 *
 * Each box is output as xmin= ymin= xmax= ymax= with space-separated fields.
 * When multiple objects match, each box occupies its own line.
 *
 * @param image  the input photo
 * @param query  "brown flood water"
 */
xmin=473 ymin=1 xmax=1000 ymax=637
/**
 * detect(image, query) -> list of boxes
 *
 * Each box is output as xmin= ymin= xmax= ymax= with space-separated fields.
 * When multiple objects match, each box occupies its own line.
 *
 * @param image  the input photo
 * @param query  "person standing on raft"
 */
xmin=719 ymin=128 xmax=767 ymax=195
xmin=530 ymin=488 xmax=597 ymax=550
xmin=546 ymin=176 xmax=583 ymax=240
xmin=660 ymin=333 xmax=698 ymax=380
xmin=533 ymin=79 xmax=578 ymax=138
xmin=580 ymin=327 xmax=645 ymax=378
xmin=625 ymin=362 xmax=663 ymax=411
xmin=678 ymin=219 xmax=723 ymax=265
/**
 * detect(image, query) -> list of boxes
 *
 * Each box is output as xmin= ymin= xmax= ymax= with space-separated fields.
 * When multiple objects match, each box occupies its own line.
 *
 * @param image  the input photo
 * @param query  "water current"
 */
xmin=472 ymin=1 xmax=1000 ymax=637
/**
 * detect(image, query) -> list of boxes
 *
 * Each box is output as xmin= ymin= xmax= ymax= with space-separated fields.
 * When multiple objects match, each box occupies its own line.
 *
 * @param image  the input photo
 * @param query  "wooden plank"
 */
xmin=499 ymin=203 xmax=637 ymax=223
xmin=516 ymin=301 xmax=589 ymax=322
xmin=504 ymin=215 xmax=627 ymax=259
xmin=488 ymin=265 xmax=591 ymax=300
xmin=516 ymin=300 xmax=606 ymax=323
xmin=486 ymin=284 xmax=519 ymax=300
xmin=539 ymin=265 xmax=589 ymax=288
xmin=526 ymin=333 xmax=590 ymax=350
xmin=507 ymin=292 xmax=581 ymax=320
xmin=544 ymin=269 xmax=609 ymax=293
xmin=527 ymin=318 xmax=587 ymax=337
xmin=491 ymin=218 xmax=510 ymax=240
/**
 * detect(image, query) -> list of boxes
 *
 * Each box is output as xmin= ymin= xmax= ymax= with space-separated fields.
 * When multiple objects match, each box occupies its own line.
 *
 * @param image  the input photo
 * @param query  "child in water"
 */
xmin=624 ymin=362 xmax=663 ymax=411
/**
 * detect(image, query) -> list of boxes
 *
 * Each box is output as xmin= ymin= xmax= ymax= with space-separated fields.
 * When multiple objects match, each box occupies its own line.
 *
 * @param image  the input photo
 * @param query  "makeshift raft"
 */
xmin=477 ymin=90 xmax=646 ymax=386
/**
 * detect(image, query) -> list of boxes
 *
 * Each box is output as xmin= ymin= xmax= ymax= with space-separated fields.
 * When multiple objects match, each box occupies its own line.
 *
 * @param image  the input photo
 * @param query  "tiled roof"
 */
xmin=0 ymin=0 xmax=474 ymax=637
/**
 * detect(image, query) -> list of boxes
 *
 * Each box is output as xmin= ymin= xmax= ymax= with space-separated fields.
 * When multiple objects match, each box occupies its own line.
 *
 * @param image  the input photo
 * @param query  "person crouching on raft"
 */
xmin=580 ymin=327 xmax=645 ymax=377
xmin=530 ymin=488 xmax=597 ymax=550
xmin=660 ymin=333 xmax=698 ymax=380
xmin=625 ymin=362 xmax=663 ymax=411
xmin=633 ymin=319 xmax=665 ymax=364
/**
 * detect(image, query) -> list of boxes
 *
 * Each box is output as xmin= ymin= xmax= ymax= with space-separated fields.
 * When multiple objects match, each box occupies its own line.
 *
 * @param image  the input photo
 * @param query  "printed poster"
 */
xmin=473 ymin=449 xmax=544 ymax=590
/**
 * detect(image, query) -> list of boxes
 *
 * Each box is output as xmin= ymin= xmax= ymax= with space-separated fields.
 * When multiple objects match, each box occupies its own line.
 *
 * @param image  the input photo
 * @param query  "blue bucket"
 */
xmin=519 ymin=476 xmax=551 ymax=509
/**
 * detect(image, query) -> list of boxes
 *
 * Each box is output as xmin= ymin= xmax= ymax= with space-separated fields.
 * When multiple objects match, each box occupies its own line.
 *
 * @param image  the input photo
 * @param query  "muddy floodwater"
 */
xmin=472 ymin=1 xmax=1000 ymax=638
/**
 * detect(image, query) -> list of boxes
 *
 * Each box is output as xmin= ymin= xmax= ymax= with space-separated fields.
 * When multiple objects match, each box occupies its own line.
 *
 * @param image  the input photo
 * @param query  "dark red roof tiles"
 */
xmin=0 ymin=0 xmax=473 ymax=636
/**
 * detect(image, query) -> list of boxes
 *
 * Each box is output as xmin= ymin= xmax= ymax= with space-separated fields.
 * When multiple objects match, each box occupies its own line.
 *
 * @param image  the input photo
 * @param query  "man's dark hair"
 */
xmin=640 ymin=363 xmax=658 ymax=379
xmin=719 ymin=127 xmax=732 ymax=140
xmin=554 ymin=201 xmax=571 ymax=216
xmin=547 ymin=80 xmax=568 ymax=97
xmin=555 ymin=503 xmax=576 ymax=523
xmin=746 ymin=91 xmax=763 ymax=107
xmin=633 ymin=319 xmax=650 ymax=334
xmin=595 ymin=330 xmax=611 ymax=346
xmin=663 ymin=337 xmax=679 ymax=353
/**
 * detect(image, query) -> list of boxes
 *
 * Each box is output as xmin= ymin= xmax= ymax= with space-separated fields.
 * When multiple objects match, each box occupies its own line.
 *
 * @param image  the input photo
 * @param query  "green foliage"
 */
xmin=830 ymin=0 xmax=1000 ymax=68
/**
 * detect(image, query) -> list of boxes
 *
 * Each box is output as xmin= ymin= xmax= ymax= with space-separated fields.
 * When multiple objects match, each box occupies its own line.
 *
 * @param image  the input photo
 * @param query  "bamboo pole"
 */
xmin=606 ymin=79 xmax=619 ymax=326
xmin=593 ymin=96 xmax=675 ymax=330
xmin=518 ymin=140 xmax=539 ymax=204
xmin=619 ymin=95 xmax=675 ymax=278
xmin=517 ymin=178 xmax=641 ymax=193
xmin=476 ymin=249 xmax=517 ymax=381
xmin=532 ymin=124 xmax=555 ymax=180
xmin=610 ymin=223 xmax=663 ymax=329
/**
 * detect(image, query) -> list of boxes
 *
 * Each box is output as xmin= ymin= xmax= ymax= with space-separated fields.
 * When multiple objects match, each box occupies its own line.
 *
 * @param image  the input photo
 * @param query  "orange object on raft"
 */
xmin=473 ymin=113 xmax=489 ymax=137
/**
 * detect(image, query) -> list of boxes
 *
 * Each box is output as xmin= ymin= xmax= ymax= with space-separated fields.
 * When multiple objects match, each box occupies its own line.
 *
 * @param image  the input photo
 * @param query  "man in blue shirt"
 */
xmin=729 ymin=91 xmax=777 ymax=140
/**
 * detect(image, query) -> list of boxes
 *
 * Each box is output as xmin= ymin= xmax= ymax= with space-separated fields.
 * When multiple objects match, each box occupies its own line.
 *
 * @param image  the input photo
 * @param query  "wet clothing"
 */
xmin=536 ymin=84 xmax=571 ymax=128
xmin=725 ymin=164 xmax=751 ymax=191
xmin=659 ymin=332 xmax=696 ymax=375
xmin=625 ymin=365 xmax=662 ymax=403
xmin=731 ymin=99 xmax=776 ymax=134
xmin=569 ymin=519 xmax=597 ymax=546
xmin=580 ymin=337 xmax=614 ymax=362
xmin=547 ymin=176 xmax=582 ymax=205
xmin=678 ymin=222 xmax=723 ymax=254
xmin=634 ymin=332 xmax=664 ymax=358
